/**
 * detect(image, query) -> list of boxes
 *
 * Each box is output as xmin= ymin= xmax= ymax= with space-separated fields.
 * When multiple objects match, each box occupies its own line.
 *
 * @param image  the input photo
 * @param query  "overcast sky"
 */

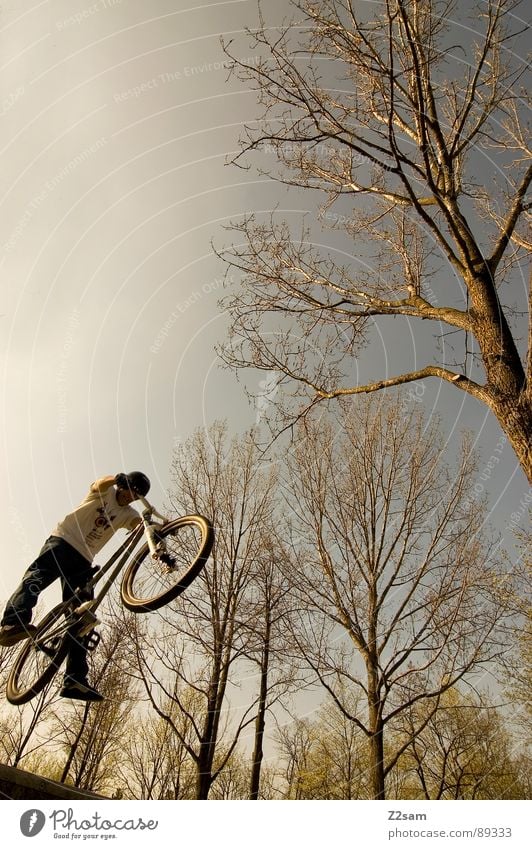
xmin=0 ymin=0 xmax=529 ymax=607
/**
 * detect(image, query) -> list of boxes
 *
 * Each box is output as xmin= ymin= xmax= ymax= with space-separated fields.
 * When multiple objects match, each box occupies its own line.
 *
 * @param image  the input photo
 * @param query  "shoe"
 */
xmin=0 ymin=623 xmax=38 ymax=646
xmin=60 ymin=679 xmax=104 ymax=702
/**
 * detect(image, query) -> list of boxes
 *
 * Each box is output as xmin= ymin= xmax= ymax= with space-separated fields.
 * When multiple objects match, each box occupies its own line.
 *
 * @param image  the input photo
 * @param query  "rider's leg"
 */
xmin=61 ymin=590 xmax=104 ymax=701
xmin=63 ymin=634 xmax=90 ymax=683
xmin=0 ymin=537 xmax=65 ymax=627
xmin=60 ymin=560 xmax=95 ymax=686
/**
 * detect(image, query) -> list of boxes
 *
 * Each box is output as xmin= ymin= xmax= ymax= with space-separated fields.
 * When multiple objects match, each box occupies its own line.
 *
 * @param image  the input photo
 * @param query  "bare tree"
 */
xmin=274 ymin=717 xmax=315 ymax=799
xmin=220 ymin=0 xmax=531 ymax=479
xmin=0 ymin=645 xmax=64 ymax=769
xmin=502 ymin=529 xmax=532 ymax=744
xmin=130 ymin=423 xmax=283 ymax=799
xmin=243 ymin=534 xmax=298 ymax=798
xmin=53 ymin=611 xmax=138 ymax=795
xmin=281 ymin=395 xmax=517 ymax=798
xmin=115 ymin=699 xmax=196 ymax=799
xmin=275 ymin=697 xmax=370 ymax=798
xmin=396 ymin=689 xmax=530 ymax=799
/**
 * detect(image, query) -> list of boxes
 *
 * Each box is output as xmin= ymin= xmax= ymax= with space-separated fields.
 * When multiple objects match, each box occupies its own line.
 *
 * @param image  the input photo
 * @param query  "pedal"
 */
xmin=85 ymin=630 xmax=101 ymax=652
xmin=74 ymin=601 xmax=95 ymax=616
xmin=74 ymin=606 xmax=101 ymax=637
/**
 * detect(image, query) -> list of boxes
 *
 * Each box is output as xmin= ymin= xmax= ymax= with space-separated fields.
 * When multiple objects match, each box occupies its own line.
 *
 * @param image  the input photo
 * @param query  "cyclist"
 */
xmin=0 ymin=472 xmax=150 ymax=701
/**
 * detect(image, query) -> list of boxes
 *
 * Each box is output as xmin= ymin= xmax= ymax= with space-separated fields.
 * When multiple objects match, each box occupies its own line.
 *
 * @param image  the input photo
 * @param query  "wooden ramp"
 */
xmin=0 ymin=763 xmax=108 ymax=800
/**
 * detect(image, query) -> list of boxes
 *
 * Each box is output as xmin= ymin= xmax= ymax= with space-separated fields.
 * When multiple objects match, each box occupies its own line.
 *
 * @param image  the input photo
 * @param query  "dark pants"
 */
xmin=1 ymin=536 xmax=94 ymax=682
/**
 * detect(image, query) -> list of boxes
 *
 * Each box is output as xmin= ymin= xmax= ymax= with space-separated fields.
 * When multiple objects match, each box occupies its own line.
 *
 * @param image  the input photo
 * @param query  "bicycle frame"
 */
xmin=36 ymin=500 xmax=167 ymax=637
xmin=6 ymin=502 xmax=214 ymax=705
xmin=75 ymin=497 xmax=167 ymax=615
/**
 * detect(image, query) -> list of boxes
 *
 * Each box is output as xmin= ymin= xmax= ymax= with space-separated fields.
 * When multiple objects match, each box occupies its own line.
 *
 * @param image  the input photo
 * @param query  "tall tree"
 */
xmin=131 ymin=423 xmax=282 ymax=799
xmin=220 ymin=0 xmax=531 ymax=479
xmin=282 ymin=395 xmax=517 ymax=798
xmin=244 ymin=534 xmax=298 ymax=799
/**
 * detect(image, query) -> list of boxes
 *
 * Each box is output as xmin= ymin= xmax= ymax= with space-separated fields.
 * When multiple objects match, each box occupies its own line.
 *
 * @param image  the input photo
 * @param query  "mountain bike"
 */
xmin=5 ymin=499 xmax=214 ymax=705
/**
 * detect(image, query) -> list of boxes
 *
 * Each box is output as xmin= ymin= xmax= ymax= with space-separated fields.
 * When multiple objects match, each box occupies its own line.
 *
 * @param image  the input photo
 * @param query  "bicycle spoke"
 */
xmin=131 ymin=523 xmax=204 ymax=599
xmin=7 ymin=606 xmax=70 ymax=704
xmin=121 ymin=515 xmax=213 ymax=611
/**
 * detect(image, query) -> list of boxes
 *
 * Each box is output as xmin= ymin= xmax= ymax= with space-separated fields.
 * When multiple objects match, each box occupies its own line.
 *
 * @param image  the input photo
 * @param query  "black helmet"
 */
xmin=125 ymin=471 xmax=150 ymax=497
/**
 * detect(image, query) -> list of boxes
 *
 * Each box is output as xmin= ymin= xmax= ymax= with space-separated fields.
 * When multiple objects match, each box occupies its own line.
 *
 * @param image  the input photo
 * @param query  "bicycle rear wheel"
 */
xmin=6 ymin=604 xmax=70 ymax=705
xmin=120 ymin=515 xmax=214 ymax=612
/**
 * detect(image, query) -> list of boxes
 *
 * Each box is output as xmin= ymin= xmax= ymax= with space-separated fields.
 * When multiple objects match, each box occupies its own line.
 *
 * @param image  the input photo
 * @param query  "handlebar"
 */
xmin=138 ymin=495 xmax=167 ymax=523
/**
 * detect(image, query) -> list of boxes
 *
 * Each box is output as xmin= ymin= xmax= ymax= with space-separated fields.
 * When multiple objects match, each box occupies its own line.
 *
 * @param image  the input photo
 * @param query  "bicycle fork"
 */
xmin=140 ymin=505 xmax=175 ymax=571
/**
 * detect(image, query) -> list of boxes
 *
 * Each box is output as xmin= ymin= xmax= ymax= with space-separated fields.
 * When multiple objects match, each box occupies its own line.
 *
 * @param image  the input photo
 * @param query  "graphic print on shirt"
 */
xmin=86 ymin=504 xmax=117 ymax=546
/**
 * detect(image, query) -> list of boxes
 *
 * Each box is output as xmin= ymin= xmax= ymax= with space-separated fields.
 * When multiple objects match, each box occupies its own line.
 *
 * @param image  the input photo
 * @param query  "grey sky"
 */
xmin=1 ymin=0 xmax=269 ymax=592
xmin=0 ymin=0 xmax=529 ymax=608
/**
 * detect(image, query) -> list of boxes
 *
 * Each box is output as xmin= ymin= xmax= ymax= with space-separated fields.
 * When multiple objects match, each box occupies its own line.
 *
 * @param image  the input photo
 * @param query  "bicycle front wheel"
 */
xmin=120 ymin=515 xmax=214 ymax=612
xmin=6 ymin=604 xmax=70 ymax=705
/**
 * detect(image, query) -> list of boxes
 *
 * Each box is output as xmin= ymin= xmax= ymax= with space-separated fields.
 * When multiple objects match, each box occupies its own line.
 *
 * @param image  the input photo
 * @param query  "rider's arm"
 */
xmin=90 ymin=475 xmax=118 ymax=494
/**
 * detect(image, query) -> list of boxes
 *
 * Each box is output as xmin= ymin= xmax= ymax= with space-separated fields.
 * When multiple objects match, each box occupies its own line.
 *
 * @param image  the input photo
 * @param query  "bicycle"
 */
xmin=5 ymin=498 xmax=214 ymax=706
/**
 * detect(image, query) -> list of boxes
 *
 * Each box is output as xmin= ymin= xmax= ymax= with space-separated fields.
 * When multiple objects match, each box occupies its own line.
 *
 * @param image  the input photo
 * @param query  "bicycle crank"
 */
xmin=73 ymin=602 xmax=101 ymax=637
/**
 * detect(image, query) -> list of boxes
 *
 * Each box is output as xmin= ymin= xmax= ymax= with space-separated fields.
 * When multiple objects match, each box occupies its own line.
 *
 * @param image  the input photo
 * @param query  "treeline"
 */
xmin=1 ymin=397 xmax=529 ymax=799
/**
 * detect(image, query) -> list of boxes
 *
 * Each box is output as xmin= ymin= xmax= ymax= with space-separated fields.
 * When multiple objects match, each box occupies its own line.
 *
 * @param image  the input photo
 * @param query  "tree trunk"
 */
xmin=195 ymin=660 xmax=225 ymax=799
xmin=249 ymin=629 xmax=270 ymax=799
xmin=60 ymin=704 xmax=90 ymax=783
xmin=196 ymin=740 xmax=214 ymax=800
xmin=368 ymin=723 xmax=385 ymax=800
xmin=468 ymin=269 xmax=531 ymax=481
xmin=367 ymin=660 xmax=385 ymax=800
xmin=195 ymin=700 xmax=218 ymax=799
xmin=490 ymin=394 xmax=532 ymax=482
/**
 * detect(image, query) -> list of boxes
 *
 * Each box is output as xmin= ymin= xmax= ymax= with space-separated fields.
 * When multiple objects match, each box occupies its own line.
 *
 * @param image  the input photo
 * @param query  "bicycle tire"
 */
xmin=120 ymin=515 xmax=214 ymax=612
xmin=6 ymin=604 xmax=71 ymax=705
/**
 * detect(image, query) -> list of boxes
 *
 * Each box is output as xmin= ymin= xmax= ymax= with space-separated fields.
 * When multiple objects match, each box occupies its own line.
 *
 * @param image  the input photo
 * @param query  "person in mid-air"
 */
xmin=0 ymin=472 xmax=150 ymax=701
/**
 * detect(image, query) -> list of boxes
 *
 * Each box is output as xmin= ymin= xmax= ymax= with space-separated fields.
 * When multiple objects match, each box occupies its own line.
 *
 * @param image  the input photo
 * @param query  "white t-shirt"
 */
xmin=51 ymin=485 xmax=140 ymax=561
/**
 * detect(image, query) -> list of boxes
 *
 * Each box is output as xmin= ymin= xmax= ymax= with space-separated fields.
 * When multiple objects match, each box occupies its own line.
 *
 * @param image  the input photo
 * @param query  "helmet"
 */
xmin=124 ymin=471 xmax=150 ymax=497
